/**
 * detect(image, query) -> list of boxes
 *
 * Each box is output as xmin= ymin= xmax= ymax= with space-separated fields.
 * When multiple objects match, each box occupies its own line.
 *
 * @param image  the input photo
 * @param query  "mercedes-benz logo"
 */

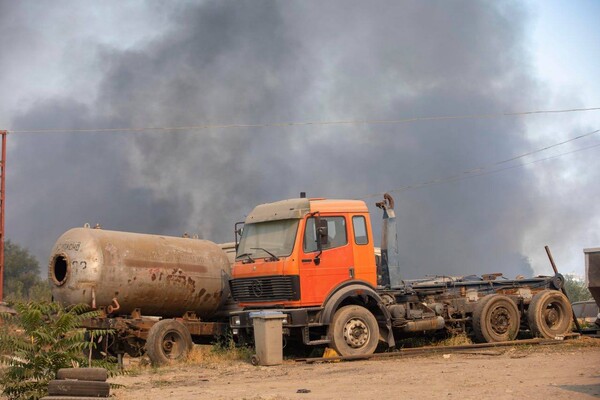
xmin=251 ymin=280 xmax=263 ymax=297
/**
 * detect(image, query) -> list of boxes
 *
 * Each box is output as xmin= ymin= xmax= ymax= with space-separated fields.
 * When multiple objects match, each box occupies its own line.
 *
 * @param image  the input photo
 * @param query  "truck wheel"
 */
xmin=472 ymin=294 xmax=520 ymax=343
xmin=328 ymin=305 xmax=379 ymax=357
xmin=145 ymin=319 xmax=193 ymax=366
xmin=527 ymin=290 xmax=571 ymax=338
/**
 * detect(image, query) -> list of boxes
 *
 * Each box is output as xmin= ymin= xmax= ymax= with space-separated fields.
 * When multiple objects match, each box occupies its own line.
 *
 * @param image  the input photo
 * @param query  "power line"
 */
xmin=8 ymin=106 xmax=600 ymax=134
xmin=361 ymin=128 xmax=600 ymax=199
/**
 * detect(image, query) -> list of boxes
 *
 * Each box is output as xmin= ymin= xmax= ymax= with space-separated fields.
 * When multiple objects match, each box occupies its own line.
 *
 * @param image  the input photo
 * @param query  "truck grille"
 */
xmin=230 ymin=275 xmax=300 ymax=302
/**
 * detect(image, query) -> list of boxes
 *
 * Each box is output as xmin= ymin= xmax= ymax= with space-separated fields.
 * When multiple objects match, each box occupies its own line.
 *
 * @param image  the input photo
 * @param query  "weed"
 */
xmin=0 ymin=301 xmax=122 ymax=400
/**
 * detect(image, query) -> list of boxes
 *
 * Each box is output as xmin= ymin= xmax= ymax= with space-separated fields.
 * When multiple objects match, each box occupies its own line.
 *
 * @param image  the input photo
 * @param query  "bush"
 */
xmin=0 ymin=301 xmax=117 ymax=400
xmin=564 ymin=274 xmax=593 ymax=303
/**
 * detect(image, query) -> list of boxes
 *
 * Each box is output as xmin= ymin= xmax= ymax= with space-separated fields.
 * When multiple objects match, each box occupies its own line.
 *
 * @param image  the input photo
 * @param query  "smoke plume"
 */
xmin=4 ymin=1 xmax=599 ymax=279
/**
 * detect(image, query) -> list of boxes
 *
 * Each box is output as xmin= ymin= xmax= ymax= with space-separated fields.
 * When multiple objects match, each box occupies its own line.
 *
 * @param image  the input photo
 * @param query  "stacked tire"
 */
xmin=41 ymin=368 xmax=110 ymax=399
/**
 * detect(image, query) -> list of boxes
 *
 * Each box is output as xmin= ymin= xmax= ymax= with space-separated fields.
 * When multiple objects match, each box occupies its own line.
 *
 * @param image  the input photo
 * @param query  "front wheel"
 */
xmin=328 ymin=305 xmax=379 ymax=357
xmin=472 ymin=294 xmax=520 ymax=343
xmin=145 ymin=319 xmax=193 ymax=366
xmin=527 ymin=290 xmax=571 ymax=338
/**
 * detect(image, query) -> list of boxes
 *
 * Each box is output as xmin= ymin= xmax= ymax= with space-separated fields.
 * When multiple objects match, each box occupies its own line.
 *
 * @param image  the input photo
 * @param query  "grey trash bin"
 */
xmin=250 ymin=311 xmax=286 ymax=366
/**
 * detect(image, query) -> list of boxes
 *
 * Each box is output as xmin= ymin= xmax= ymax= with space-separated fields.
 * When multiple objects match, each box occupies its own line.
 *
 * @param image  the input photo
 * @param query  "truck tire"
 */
xmin=527 ymin=290 xmax=571 ymax=338
xmin=47 ymin=380 xmax=110 ymax=397
xmin=328 ymin=305 xmax=379 ymax=357
xmin=56 ymin=367 xmax=108 ymax=381
xmin=472 ymin=294 xmax=520 ymax=343
xmin=145 ymin=319 xmax=193 ymax=366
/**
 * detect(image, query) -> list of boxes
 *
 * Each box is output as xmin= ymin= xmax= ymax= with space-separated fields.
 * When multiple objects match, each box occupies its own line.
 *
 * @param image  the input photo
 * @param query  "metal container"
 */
xmin=49 ymin=226 xmax=231 ymax=318
xmin=585 ymin=247 xmax=600 ymax=308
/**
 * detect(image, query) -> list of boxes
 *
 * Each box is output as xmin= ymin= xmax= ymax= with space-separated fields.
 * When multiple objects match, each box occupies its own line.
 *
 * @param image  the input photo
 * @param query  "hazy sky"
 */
xmin=0 ymin=0 xmax=598 ymax=281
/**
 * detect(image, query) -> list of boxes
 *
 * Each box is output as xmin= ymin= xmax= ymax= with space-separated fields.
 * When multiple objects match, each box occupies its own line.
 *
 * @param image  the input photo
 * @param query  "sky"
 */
xmin=0 ymin=0 xmax=599 ymax=281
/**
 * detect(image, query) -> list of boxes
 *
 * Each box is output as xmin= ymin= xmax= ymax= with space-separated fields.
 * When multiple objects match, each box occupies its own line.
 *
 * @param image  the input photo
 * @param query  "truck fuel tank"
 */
xmin=49 ymin=226 xmax=231 ymax=318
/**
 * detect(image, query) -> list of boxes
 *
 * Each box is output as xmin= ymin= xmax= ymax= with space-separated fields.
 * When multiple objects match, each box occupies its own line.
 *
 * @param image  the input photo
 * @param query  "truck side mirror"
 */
xmin=234 ymin=221 xmax=245 ymax=250
xmin=317 ymin=219 xmax=328 ymax=246
xmin=313 ymin=217 xmax=328 ymax=266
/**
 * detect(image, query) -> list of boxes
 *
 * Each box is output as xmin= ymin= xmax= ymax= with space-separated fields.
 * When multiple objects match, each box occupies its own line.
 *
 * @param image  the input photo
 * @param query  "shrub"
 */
xmin=0 ymin=301 xmax=116 ymax=400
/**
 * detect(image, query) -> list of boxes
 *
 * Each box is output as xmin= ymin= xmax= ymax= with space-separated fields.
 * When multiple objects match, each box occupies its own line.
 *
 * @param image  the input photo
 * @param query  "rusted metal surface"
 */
xmin=545 ymin=245 xmax=582 ymax=333
xmin=49 ymin=227 xmax=231 ymax=318
xmin=81 ymin=314 xmax=228 ymax=345
xmin=297 ymin=335 xmax=580 ymax=364
xmin=585 ymin=247 xmax=600 ymax=308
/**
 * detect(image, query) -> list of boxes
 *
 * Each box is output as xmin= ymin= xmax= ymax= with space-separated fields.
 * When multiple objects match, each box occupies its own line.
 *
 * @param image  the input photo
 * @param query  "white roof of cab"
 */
xmin=245 ymin=198 xmax=311 ymax=223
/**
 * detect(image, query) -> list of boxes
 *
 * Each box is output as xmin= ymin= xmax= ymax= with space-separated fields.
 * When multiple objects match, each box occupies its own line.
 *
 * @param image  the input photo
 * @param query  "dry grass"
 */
xmin=564 ymin=335 xmax=600 ymax=348
xmin=395 ymin=333 xmax=473 ymax=349
xmin=124 ymin=341 xmax=254 ymax=377
xmin=185 ymin=343 xmax=253 ymax=365
xmin=435 ymin=333 xmax=473 ymax=347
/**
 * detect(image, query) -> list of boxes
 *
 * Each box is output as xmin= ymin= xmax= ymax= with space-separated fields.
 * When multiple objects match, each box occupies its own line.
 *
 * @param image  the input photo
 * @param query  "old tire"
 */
xmin=41 ymin=397 xmax=109 ymax=400
xmin=48 ymin=380 xmax=110 ymax=397
xmin=56 ymin=367 xmax=108 ymax=381
xmin=145 ymin=319 xmax=193 ymax=366
xmin=527 ymin=290 xmax=571 ymax=338
xmin=472 ymin=294 xmax=520 ymax=343
xmin=328 ymin=305 xmax=379 ymax=357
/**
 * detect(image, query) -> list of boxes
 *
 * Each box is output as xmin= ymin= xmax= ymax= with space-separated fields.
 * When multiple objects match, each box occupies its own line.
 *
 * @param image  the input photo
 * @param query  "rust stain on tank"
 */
xmin=166 ymin=275 xmax=185 ymax=286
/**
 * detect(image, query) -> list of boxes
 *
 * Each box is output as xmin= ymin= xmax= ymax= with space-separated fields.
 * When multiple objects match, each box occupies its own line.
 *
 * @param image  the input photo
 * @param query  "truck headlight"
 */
xmin=231 ymin=316 xmax=241 ymax=326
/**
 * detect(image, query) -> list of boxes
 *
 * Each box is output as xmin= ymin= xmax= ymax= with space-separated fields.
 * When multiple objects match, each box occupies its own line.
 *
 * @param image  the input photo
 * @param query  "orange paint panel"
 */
xmin=233 ymin=199 xmax=377 ymax=309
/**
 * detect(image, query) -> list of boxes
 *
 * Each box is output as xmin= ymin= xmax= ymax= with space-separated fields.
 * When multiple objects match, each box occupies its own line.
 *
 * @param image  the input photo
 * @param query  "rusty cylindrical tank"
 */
xmin=49 ymin=226 xmax=231 ymax=318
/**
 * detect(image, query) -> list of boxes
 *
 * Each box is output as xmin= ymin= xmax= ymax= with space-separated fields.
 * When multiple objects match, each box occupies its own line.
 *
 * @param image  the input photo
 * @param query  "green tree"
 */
xmin=563 ymin=274 xmax=593 ymax=303
xmin=0 ymin=301 xmax=118 ymax=400
xmin=3 ymin=240 xmax=50 ymax=302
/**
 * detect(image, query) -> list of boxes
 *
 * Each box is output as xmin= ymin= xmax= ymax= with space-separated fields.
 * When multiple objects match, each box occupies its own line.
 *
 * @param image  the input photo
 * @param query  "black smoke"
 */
xmin=7 ymin=1 xmax=594 ymax=279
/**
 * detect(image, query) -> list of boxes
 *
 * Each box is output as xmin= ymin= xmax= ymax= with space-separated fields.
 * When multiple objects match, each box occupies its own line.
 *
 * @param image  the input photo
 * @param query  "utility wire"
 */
xmin=8 ymin=106 xmax=600 ymax=134
xmin=361 ymin=128 xmax=600 ymax=199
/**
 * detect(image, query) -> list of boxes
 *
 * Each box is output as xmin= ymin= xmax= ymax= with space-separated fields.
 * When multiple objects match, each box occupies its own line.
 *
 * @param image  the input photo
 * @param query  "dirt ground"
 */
xmin=111 ymin=338 xmax=600 ymax=400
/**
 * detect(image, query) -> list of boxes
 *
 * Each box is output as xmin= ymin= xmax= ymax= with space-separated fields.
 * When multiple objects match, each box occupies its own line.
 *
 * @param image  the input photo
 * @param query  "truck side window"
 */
xmin=352 ymin=216 xmax=368 ymax=245
xmin=303 ymin=216 xmax=347 ymax=252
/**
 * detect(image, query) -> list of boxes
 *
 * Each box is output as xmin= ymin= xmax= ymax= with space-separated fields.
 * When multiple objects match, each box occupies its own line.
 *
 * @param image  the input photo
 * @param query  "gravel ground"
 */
xmin=111 ymin=337 xmax=600 ymax=400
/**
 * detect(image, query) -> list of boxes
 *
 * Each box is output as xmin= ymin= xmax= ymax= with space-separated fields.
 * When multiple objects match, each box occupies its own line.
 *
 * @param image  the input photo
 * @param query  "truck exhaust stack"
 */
xmin=376 ymin=193 xmax=401 ymax=288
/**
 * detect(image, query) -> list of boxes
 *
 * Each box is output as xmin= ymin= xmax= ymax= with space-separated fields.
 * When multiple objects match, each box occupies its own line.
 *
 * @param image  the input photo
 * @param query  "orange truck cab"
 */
xmin=229 ymin=195 xmax=573 ymax=357
xmin=229 ymin=196 xmax=396 ymax=355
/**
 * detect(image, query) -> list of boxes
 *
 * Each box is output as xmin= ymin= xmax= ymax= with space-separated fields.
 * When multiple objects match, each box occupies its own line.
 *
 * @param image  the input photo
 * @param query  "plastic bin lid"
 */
xmin=249 ymin=310 xmax=285 ymax=319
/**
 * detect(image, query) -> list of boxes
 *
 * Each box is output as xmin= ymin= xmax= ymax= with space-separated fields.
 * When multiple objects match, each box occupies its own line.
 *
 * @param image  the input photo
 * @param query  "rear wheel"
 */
xmin=145 ymin=319 xmax=193 ymax=366
xmin=472 ymin=294 xmax=520 ymax=343
xmin=527 ymin=290 xmax=571 ymax=338
xmin=328 ymin=305 xmax=379 ymax=357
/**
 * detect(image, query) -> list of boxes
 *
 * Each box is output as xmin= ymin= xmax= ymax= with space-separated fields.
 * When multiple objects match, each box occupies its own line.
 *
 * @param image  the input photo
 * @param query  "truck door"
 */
xmin=300 ymin=215 xmax=354 ymax=306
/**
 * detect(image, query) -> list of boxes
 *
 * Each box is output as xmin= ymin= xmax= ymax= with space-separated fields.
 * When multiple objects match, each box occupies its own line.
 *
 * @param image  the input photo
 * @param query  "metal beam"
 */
xmin=0 ymin=130 xmax=6 ymax=301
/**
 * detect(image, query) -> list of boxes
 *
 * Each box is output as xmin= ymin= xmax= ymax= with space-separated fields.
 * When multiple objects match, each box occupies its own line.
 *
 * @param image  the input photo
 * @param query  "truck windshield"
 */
xmin=237 ymin=219 xmax=299 ymax=259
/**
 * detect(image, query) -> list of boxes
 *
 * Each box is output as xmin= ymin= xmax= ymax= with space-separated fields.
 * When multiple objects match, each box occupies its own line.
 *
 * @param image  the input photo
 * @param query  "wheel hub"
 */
xmin=343 ymin=318 xmax=369 ymax=348
xmin=162 ymin=340 xmax=174 ymax=352
xmin=544 ymin=305 xmax=560 ymax=327
xmin=161 ymin=332 xmax=183 ymax=358
xmin=490 ymin=307 xmax=511 ymax=335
